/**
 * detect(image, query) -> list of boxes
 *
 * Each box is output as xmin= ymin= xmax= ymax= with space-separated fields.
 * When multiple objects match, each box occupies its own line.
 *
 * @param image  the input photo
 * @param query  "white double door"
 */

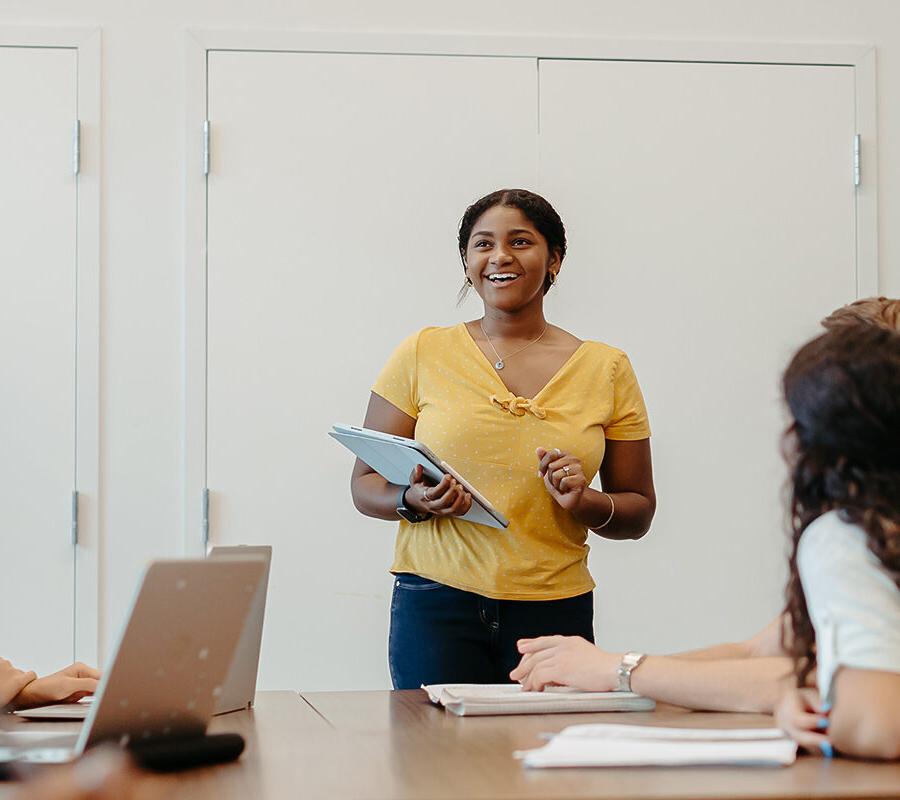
xmin=205 ymin=51 xmax=858 ymax=689
xmin=0 ymin=47 xmax=78 ymax=675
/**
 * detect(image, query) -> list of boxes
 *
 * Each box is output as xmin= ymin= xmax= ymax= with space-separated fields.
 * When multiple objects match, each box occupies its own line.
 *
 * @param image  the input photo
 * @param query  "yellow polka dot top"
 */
xmin=372 ymin=324 xmax=651 ymax=601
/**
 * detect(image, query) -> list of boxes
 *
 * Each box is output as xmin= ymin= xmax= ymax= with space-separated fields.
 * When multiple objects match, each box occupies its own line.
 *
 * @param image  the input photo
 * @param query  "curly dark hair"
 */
xmin=457 ymin=189 xmax=567 ymax=297
xmin=781 ymin=325 xmax=900 ymax=686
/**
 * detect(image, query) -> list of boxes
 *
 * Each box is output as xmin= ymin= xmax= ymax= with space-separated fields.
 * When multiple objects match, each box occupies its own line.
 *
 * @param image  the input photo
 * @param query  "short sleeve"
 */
xmin=798 ymin=513 xmax=900 ymax=702
xmin=604 ymin=353 xmax=651 ymax=440
xmin=371 ymin=331 xmax=420 ymax=420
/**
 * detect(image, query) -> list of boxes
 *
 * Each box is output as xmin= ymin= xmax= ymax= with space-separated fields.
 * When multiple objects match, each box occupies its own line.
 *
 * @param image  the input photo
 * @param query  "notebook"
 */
xmin=423 ymin=684 xmax=656 ymax=716
xmin=515 ymin=723 xmax=798 ymax=768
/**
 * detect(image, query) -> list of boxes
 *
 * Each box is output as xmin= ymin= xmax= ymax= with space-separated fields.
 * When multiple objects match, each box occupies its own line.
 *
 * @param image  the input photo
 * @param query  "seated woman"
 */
xmin=1 ymin=658 xmax=100 ymax=710
xmin=511 ymin=297 xmax=900 ymax=721
xmin=775 ymin=325 xmax=900 ymax=759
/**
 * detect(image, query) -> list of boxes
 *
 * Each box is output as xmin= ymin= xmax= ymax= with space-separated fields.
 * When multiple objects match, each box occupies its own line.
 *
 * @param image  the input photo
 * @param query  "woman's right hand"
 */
xmin=774 ymin=686 xmax=832 ymax=755
xmin=404 ymin=464 xmax=472 ymax=519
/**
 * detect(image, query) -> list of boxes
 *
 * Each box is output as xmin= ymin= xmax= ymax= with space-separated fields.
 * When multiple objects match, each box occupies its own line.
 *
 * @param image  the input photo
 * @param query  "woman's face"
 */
xmin=465 ymin=205 xmax=560 ymax=314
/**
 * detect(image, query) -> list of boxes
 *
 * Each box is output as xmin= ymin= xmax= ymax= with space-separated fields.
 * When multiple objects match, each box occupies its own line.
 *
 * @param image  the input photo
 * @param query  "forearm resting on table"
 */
xmin=572 ymin=488 xmax=654 ymax=540
xmin=829 ymin=669 xmax=900 ymax=760
xmin=351 ymin=468 xmax=402 ymax=521
xmin=630 ymin=655 xmax=794 ymax=713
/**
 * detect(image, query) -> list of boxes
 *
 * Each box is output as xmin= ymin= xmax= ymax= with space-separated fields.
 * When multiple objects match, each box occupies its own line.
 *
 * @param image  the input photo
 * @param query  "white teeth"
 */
xmin=488 ymin=273 xmax=518 ymax=281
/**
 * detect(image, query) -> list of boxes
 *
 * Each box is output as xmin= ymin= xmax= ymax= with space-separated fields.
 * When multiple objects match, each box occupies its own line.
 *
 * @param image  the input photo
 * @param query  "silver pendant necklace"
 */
xmin=479 ymin=319 xmax=548 ymax=371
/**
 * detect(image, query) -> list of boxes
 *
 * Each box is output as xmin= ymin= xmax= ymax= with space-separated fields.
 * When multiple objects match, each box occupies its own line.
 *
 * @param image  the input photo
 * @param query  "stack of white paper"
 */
xmin=516 ymin=723 xmax=797 ymax=768
xmin=423 ymin=684 xmax=656 ymax=716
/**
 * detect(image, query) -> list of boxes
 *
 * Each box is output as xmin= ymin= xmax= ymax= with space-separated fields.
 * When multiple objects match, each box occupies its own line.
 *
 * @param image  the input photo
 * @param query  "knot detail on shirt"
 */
xmin=489 ymin=394 xmax=547 ymax=419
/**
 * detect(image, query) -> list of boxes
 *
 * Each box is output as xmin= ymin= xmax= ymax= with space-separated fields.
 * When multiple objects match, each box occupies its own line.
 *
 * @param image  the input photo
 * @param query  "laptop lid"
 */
xmin=77 ymin=558 xmax=266 ymax=754
xmin=208 ymin=545 xmax=272 ymax=714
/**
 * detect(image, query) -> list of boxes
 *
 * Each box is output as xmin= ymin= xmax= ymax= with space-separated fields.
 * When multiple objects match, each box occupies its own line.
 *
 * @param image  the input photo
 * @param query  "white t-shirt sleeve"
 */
xmin=797 ymin=510 xmax=900 ymax=703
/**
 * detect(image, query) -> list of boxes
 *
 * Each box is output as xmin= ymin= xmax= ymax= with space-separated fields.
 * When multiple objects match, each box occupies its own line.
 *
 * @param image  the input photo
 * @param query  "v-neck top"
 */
xmin=371 ymin=324 xmax=651 ymax=600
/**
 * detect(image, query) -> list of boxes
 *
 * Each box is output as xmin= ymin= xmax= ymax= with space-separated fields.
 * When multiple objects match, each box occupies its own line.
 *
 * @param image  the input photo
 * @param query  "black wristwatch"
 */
xmin=396 ymin=485 xmax=432 ymax=523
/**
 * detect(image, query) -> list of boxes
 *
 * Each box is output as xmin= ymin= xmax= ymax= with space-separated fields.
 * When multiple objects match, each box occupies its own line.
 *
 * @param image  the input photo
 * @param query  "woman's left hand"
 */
xmin=536 ymin=447 xmax=587 ymax=512
xmin=511 ymin=635 xmax=620 ymax=692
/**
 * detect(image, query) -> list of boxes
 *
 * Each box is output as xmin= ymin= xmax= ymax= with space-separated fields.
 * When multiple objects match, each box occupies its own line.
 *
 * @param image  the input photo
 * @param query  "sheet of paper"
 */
xmin=517 ymin=736 xmax=798 ymax=768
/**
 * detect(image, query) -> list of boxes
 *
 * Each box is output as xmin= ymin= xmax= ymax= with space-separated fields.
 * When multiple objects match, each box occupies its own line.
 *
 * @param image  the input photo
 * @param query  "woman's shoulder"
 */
xmin=797 ymin=511 xmax=888 ymax=591
xmin=392 ymin=324 xmax=464 ymax=348
xmin=799 ymin=510 xmax=867 ymax=559
xmin=572 ymin=337 xmax=632 ymax=372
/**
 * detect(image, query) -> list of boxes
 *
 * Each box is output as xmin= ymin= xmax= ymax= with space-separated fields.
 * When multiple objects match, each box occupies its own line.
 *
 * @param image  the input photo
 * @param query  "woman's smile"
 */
xmin=484 ymin=271 xmax=522 ymax=287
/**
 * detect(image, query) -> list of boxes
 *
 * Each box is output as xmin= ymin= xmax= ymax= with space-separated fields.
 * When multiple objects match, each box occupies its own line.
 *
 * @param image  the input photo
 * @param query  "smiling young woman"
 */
xmin=350 ymin=188 xmax=656 ymax=689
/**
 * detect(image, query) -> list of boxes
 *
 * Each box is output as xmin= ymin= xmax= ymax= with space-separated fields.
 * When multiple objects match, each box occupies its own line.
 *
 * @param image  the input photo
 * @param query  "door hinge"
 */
xmin=853 ymin=134 xmax=861 ymax=188
xmin=201 ymin=487 xmax=210 ymax=547
xmin=71 ymin=490 xmax=79 ymax=545
xmin=73 ymin=120 xmax=81 ymax=176
xmin=203 ymin=120 xmax=210 ymax=176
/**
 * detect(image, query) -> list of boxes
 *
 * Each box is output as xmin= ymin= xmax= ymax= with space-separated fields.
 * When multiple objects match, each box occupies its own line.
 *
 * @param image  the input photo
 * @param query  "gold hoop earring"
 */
xmin=549 ymin=272 xmax=558 ymax=286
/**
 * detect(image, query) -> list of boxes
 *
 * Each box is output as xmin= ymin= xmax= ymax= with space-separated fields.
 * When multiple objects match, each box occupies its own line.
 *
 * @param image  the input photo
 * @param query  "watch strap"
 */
xmin=615 ymin=651 xmax=646 ymax=693
xmin=396 ymin=485 xmax=432 ymax=523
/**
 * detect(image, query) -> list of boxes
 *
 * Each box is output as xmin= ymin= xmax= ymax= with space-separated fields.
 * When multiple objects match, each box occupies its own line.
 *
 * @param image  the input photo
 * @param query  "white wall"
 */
xmin=2 ymin=0 xmax=898 ymax=667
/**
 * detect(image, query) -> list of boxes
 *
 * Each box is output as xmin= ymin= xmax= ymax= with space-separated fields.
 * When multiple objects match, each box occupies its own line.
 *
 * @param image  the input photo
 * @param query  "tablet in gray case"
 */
xmin=330 ymin=424 xmax=508 ymax=529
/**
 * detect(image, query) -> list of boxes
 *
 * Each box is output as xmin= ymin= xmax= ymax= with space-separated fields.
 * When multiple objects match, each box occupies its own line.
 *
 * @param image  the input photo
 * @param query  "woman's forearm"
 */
xmin=571 ymin=487 xmax=655 ymax=540
xmin=630 ymin=656 xmax=794 ymax=713
xmin=351 ymin=471 xmax=404 ymax=521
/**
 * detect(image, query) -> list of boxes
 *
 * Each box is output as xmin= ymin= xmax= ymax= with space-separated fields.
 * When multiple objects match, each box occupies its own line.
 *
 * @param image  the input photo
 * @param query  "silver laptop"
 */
xmin=208 ymin=545 xmax=272 ymax=714
xmin=1 ymin=558 xmax=266 ymax=764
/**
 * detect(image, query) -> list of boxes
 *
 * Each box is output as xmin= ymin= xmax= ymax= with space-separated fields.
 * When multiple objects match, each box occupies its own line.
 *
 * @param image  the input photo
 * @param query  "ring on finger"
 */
xmin=563 ymin=465 xmax=570 ymax=476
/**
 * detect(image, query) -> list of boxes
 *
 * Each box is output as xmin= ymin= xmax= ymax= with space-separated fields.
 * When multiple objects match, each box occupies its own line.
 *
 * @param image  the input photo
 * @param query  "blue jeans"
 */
xmin=388 ymin=573 xmax=594 ymax=690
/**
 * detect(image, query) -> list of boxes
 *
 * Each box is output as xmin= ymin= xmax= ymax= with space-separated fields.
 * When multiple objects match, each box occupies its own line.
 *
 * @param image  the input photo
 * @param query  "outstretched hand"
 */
xmin=12 ymin=662 xmax=101 ymax=710
xmin=510 ymin=635 xmax=620 ymax=692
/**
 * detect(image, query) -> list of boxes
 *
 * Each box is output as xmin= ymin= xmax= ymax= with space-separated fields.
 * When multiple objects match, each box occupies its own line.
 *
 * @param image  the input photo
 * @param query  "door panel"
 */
xmin=207 ymin=51 xmax=538 ymax=689
xmin=538 ymin=59 xmax=856 ymax=652
xmin=0 ymin=47 xmax=77 ymax=675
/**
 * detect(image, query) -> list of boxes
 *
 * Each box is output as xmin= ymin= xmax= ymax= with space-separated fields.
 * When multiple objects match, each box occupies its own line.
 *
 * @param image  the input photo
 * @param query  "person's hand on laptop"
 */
xmin=10 ymin=662 xmax=101 ymax=710
xmin=0 ymin=658 xmax=37 ymax=707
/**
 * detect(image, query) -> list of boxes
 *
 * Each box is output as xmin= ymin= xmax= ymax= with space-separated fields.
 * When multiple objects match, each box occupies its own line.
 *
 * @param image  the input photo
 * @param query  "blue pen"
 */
xmin=819 ymin=741 xmax=834 ymax=758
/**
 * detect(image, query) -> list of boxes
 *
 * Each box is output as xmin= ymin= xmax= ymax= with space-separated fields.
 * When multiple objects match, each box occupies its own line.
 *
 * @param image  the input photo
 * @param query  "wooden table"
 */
xmin=3 ymin=691 xmax=900 ymax=799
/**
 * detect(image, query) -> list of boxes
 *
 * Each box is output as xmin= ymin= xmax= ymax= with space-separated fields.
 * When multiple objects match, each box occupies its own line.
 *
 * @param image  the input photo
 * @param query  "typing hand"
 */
xmin=536 ymin=448 xmax=587 ymax=512
xmin=774 ymin=687 xmax=832 ymax=756
xmin=404 ymin=464 xmax=472 ymax=519
xmin=0 ymin=658 xmax=37 ymax=708
xmin=510 ymin=635 xmax=620 ymax=692
xmin=12 ymin=662 xmax=100 ymax=710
